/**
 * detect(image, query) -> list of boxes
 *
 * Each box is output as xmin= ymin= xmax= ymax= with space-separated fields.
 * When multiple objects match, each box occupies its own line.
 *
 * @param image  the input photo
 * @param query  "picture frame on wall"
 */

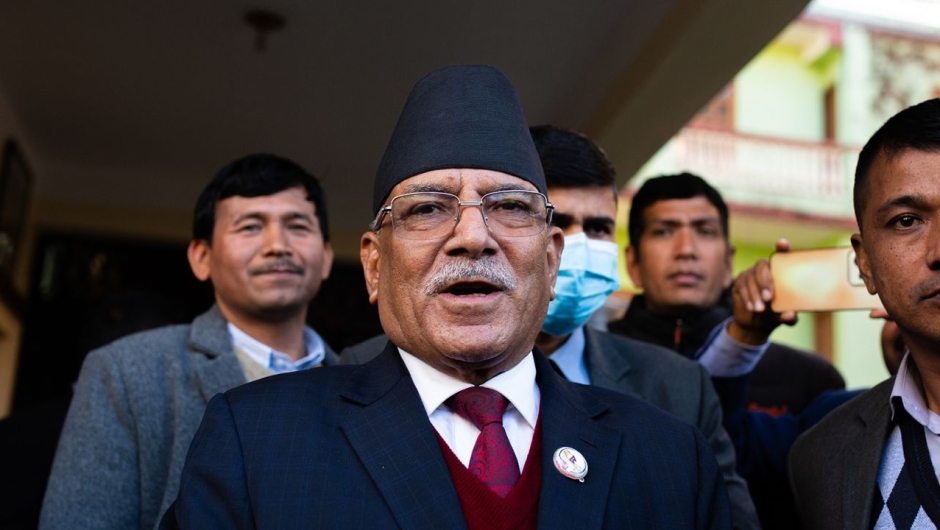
xmin=0 ymin=139 xmax=32 ymax=286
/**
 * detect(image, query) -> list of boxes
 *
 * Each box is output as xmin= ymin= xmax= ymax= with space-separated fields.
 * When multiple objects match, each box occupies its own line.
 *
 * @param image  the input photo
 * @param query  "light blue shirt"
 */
xmin=548 ymin=326 xmax=591 ymax=385
xmin=696 ymin=317 xmax=770 ymax=377
xmin=228 ymin=322 xmax=326 ymax=374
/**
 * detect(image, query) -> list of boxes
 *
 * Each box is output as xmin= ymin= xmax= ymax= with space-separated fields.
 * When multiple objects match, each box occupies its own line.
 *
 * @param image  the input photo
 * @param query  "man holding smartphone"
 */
xmin=607 ymin=173 xmax=846 ymax=529
xmin=609 ymin=174 xmax=844 ymax=415
xmin=790 ymin=98 xmax=940 ymax=528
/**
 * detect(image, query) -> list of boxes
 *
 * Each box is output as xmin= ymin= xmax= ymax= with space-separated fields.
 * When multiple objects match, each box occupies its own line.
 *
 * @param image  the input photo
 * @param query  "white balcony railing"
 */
xmin=664 ymin=127 xmax=859 ymax=218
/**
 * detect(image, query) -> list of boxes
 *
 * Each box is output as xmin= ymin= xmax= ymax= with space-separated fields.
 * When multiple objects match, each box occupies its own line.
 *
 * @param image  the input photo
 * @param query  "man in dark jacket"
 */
xmin=530 ymin=125 xmax=758 ymax=529
xmin=608 ymin=173 xmax=844 ymax=415
xmin=607 ymin=173 xmax=845 ymax=529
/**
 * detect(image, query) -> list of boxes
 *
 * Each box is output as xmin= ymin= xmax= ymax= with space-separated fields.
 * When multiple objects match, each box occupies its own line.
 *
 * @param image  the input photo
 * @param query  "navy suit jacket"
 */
xmin=163 ymin=343 xmax=731 ymax=529
xmin=343 ymin=330 xmax=757 ymax=528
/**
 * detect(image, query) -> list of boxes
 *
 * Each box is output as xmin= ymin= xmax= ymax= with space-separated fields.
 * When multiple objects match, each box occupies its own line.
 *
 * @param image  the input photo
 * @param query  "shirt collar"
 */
xmin=889 ymin=351 xmax=940 ymax=435
xmin=227 ymin=322 xmax=326 ymax=374
xmin=398 ymin=348 xmax=539 ymax=429
xmin=547 ymin=326 xmax=590 ymax=384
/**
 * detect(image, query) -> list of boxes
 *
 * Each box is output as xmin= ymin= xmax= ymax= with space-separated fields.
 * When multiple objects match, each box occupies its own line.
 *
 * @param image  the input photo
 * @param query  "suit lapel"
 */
xmin=535 ymin=351 xmax=621 ymax=529
xmin=842 ymin=379 xmax=894 ymax=529
xmin=340 ymin=343 xmax=467 ymax=530
xmin=188 ymin=304 xmax=339 ymax=400
xmin=188 ymin=305 xmax=247 ymax=403
xmin=322 ymin=343 xmax=340 ymax=366
xmin=337 ymin=344 xmax=623 ymax=529
xmin=582 ymin=327 xmax=632 ymax=390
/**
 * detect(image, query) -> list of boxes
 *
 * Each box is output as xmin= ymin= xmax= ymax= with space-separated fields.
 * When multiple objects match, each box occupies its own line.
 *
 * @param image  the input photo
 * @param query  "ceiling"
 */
xmin=0 ymin=0 xmax=809 ymax=250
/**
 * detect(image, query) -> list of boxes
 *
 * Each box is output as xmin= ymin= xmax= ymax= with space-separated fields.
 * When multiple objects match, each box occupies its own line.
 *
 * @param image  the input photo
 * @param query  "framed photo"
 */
xmin=0 ymin=139 xmax=32 ymax=282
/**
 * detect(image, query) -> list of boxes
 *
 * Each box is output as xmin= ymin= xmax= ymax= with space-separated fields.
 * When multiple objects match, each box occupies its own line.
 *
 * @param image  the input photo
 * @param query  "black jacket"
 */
xmin=607 ymin=289 xmax=845 ymax=415
xmin=609 ymin=290 xmax=848 ymax=529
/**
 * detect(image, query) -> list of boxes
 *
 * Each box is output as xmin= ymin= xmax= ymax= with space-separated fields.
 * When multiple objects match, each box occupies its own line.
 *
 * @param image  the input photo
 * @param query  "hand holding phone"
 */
xmin=729 ymin=239 xmax=796 ymax=345
xmin=770 ymin=246 xmax=884 ymax=312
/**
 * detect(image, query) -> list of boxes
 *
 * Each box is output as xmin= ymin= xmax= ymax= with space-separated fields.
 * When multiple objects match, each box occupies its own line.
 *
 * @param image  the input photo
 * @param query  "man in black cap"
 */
xmin=162 ymin=65 xmax=730 ymax=529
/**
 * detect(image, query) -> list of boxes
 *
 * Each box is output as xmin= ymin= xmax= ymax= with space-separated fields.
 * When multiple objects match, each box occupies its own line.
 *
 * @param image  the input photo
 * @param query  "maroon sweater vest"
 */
xmin=434 ymin=418 xmax=543 ymax=530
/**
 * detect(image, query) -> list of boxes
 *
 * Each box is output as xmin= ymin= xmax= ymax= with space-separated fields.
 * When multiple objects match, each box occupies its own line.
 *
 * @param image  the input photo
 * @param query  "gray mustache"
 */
xmin=424 ymin=259 xmax=516 ymax=294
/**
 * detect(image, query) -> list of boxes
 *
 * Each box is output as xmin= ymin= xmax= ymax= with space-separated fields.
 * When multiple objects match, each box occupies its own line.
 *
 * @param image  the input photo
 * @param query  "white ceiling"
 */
xmin=0 ymin=0 xmax=809 ymax=243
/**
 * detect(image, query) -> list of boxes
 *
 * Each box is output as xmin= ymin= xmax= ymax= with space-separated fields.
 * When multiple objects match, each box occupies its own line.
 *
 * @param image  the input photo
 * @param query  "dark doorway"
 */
xmin=12 ymin=231 xmax=380 ymax=413
xmin=13 ymin=233 xmax=211 ymax=411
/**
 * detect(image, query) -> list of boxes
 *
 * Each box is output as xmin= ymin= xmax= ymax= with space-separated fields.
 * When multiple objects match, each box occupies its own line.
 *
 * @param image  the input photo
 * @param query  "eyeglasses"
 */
xmin=371 ymin=190 xmax=554 ymax=240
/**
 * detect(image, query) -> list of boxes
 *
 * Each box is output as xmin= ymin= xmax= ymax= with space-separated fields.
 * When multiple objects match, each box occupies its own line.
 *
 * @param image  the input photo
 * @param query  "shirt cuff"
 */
xmin=696 ymin=318 xmax=771 ymax=377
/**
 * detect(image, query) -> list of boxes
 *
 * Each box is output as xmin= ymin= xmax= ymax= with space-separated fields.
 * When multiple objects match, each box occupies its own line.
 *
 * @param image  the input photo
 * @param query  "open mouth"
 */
xmin=444 ymin=281 xmax=502 ymax=297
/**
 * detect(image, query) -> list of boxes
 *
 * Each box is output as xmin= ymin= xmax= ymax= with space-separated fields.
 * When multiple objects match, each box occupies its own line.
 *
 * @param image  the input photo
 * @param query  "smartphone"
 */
xmin=770 ymin=247 xmax=884 ymax=312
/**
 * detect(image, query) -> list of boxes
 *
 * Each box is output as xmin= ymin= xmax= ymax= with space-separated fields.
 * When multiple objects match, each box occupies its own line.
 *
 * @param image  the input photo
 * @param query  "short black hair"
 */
xmin=628 ymin=173 xmax=729 ymax=254
xmin=530 ymin=124 xmax=616 ymax=197
xmin=192 ymin=153 xmax=329 ymax=244
xmin=854 ymin=98 xmax=940 ymax=230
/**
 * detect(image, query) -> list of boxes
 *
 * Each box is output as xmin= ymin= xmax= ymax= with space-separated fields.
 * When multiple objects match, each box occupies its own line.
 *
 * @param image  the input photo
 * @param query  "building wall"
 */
xmin=731 ymin=27 xmax=899 ymax=389
xmin=623 ymin=19 xmax=909 ymax=389
xmin=837 ymin=24 xmax=881 ymax=146
xmin=735 ymin=44 xmax=828 ymax=142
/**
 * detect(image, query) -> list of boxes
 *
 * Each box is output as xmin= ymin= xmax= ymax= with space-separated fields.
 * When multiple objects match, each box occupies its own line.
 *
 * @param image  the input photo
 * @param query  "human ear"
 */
xmin=187 ymin=240 xmax=211 ymax=282
xmin=361 ymin=232 xmax=382 ymax=305
xmin=626 ymin=245 xmax=643 ymax=289
xmin=851 ymin=233 xmax=877 ymax=295
xmin=545 ymin=226 xmax=565 ymax=300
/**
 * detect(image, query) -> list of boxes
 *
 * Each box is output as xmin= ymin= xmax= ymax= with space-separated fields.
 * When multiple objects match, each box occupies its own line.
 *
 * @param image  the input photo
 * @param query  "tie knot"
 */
xmin=448 ymin=387 xmax=509 ymax=430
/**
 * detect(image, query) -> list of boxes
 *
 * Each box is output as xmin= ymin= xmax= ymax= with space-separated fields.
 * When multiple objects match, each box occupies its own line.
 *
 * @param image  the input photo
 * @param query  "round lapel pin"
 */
xmin=553 ymin=447 xmax=588 ymax=482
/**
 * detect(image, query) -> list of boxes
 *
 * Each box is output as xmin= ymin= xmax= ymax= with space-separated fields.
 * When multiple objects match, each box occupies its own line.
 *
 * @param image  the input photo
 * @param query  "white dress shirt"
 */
xmin=228 ymin=322 xmax=327 ymax=374
xmin=399 ymin=349 xmax=540 ymax=473
xmin=890 ymin=352 xmax=940 ymax=480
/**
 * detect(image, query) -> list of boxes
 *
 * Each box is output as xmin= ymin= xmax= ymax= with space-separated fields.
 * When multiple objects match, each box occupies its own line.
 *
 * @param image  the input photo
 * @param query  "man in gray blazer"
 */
xmin=40 ymin=154 xmax=338 ymax=530
xmin=790 ymin=99 xmax=940 ymax=528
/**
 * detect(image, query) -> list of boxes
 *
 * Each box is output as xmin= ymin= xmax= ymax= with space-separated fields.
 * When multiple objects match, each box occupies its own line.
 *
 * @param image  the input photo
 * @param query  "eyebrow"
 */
xmin=553 ymin=213 xmax=615 ymax=226
xmin=400 ymin=182 xmax=536 ymax=195
xmin=283 ymin=212 xmax=315 ymax=222
xmin=648 ymin=216 xmax=721 ymax=226
xmin=874 ymin=194 xmax=930 ymax=216
xmin=233 ymin=211 xmax=315 ymax=224
xmin=584 ymin=215 xmax=615 ymax=226
xmin=402 ymin=183 xmax=451 ymax=194
xmin=487 ymin=183 xmax=535 ymax=194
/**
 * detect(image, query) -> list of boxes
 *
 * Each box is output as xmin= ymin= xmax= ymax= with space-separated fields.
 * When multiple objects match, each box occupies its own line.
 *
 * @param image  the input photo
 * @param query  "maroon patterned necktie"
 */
xmin=447 ymin=387 xmax=520 ymax=498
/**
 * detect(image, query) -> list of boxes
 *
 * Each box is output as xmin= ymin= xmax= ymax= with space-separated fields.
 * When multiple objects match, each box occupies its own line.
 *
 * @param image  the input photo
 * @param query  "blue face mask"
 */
xmin=542 ymin=232 xmax=621 ymax=337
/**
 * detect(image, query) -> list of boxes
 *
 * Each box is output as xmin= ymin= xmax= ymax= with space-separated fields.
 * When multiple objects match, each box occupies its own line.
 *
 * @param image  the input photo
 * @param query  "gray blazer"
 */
xmin=341 ymin=328 xmax=759 ymax=529
xmin=39 ymin=305 xmax=338 ymax=530
xmin=789 ymin=378 xmax=893 ymax=530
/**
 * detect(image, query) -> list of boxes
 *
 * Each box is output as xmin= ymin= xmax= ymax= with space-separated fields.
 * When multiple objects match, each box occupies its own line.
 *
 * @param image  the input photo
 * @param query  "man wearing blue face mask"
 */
xmin=530 ymin=125 xmax=759 ymax=530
